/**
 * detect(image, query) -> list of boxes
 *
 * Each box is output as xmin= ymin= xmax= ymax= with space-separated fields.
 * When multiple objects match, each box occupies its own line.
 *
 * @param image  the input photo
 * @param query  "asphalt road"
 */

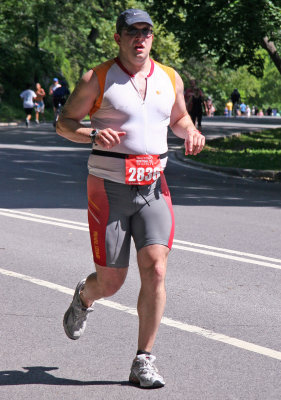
xmin=0 ymin=119 xmax=281 ymax=400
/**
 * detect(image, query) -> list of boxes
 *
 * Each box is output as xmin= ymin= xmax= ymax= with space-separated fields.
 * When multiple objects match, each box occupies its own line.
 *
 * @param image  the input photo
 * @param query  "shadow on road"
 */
xmin=0 ymin=366 xmax=131 ymax=387
xmin=1 ymin=126 xmax=89 ymax=209
xmin=1 ymin=124 xmax=280 ymax=210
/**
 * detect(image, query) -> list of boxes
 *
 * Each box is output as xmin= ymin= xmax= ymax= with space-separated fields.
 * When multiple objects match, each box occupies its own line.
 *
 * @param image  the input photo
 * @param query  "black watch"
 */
xmin=89 ymin=129 xmax=99 ymax=144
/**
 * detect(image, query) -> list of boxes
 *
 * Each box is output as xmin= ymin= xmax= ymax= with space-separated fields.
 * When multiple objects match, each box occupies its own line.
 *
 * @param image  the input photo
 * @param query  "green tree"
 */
xmin=149 ymin=0 xmax=281 ymax=78
xmin=0 ymin=0 xmax=183 ymax=98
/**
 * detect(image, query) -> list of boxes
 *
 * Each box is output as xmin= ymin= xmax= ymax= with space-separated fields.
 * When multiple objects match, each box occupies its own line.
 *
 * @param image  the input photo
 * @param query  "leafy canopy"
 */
xmin=149 ymin=0 xmax=281 ymax=77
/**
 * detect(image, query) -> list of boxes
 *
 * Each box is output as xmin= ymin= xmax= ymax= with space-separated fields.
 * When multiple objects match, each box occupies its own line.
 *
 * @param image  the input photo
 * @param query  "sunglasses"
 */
xmin=125 ymin=27 xmax=153 ymax=38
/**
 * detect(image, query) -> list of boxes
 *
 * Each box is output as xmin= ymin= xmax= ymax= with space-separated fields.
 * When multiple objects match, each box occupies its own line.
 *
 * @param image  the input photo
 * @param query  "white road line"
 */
xmin=0 ymin=211 xmax=88 ymax=231
xmin=0 ymin=144 xmax=89 ymax=151
xmin=1 ymin=208 xmax=280 ymax=269
xmin=174 ymin=240 xmax=281 ymax=264
xmin=0 ymin=209 xmax=88 ymax=225
xmin=1 ymin=266 xmax=281 ymax=362
xmin=173 ymin=244 xmax=281 ymax=270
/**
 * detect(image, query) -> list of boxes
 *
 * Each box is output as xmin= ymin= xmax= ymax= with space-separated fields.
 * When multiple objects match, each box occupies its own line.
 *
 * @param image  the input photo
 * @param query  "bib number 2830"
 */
xmin=125 ymin=155 xmax=163 ymax=185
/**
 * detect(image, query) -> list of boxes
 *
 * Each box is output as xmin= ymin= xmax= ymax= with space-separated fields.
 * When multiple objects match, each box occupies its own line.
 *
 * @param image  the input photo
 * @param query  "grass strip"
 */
xmin=186 ymin=128 xmax=281 ymax=171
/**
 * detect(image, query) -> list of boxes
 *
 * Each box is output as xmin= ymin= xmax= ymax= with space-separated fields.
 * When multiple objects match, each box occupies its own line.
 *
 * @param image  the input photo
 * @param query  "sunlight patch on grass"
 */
xmin=187 ymin=129 xmax=281 ymax=170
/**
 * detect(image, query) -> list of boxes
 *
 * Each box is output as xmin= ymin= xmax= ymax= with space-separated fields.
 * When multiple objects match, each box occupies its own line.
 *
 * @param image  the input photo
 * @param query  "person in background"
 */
xmin=20 ymin=83 xmax=36 ymax=127
xmin=57 ymin=8 xmax=205 ymax=389
xmin=205 ymin=96 xmax=215 ymax=117
xmin=240 ymin=102 xmax=246 ymax=116
xmin=266 ymin=106 xmax=272 ymax=116
xmin=51 ymin=81 xmax=70 ymax=126
xmin=184 ymin=78 xmax=196 ymax=114
xmin=185 ymin=80 xmax=205 ymax=128
xmin=226 ymin=99 xmax=233 ymax=117
xmin=34 ymin=83 xmax=46 ymax=124
xmin=49 ymin=77 xmax=62 ymax=118
xmin=230 ymin=88 xmax=240 ymax=116
xmin=52 ymin=81 xmax=70 ymax=108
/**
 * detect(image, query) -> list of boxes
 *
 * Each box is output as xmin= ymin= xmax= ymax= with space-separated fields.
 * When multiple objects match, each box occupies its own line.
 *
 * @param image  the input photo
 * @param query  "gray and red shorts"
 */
xmin=87 ymin=174 xmax=174 ymax=268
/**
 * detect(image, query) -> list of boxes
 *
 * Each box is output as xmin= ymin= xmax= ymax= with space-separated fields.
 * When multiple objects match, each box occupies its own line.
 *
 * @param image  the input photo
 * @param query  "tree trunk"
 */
xmin=34 ymin=20 xmax=40 ymax=83
xmin=261 ymin=36 xmax=281 ymax=75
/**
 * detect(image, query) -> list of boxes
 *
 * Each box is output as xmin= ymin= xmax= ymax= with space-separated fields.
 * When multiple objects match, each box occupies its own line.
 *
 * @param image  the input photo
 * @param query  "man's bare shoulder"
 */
xmin=69 ymin=69 xmax=99 ymax=101
xmin=78 ymin=69 xmax=98 ymax=89
xmin=81 ymin=69 xmax=96 ymax=83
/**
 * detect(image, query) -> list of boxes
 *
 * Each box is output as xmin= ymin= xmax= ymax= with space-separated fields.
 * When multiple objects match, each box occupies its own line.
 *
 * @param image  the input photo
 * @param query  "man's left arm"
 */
xmin=169 ymin=72 xmax=205 ymax=156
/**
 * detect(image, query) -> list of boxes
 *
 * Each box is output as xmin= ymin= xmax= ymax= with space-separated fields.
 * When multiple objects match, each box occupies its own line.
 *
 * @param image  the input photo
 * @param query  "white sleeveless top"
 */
xmin=88 ymin=58 xmax=176 ymax=183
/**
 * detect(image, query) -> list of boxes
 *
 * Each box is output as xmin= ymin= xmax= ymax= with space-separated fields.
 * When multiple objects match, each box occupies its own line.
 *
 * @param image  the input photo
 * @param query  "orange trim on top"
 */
xmin=89 ymin=59 xmax=115 ymax=118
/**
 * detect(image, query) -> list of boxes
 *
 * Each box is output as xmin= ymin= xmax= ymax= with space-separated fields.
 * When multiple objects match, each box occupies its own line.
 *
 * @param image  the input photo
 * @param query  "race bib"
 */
xmin=125 ymin=154 xmax=163 ymax=185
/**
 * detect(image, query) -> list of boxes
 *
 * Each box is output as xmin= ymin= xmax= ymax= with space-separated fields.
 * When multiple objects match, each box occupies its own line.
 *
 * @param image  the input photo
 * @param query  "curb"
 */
xmin=175 ymin=148 xmax=281 ymax=182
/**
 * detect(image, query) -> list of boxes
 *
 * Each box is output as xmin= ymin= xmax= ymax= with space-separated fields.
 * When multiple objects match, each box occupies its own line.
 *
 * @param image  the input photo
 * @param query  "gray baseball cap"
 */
xmin=116 ymin=9 xmax=153 ymax=33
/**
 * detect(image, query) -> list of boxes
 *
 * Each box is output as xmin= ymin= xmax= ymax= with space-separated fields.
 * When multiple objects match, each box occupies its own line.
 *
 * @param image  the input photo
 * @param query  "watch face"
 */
xmin=90 ymin=130 xmax=97 ymax=143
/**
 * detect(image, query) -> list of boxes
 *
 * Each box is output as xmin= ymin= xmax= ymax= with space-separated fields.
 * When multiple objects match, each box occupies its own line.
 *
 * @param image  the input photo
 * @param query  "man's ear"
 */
xmin=114 ymin=33 xmax=121 ymax=46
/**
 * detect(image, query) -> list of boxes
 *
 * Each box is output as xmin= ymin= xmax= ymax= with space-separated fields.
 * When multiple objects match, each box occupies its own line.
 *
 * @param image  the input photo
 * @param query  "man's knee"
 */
xmin=149 ymin=262 xmax=166 ymax=283
xmin=138 ymin=245 xmax=169 ymax=286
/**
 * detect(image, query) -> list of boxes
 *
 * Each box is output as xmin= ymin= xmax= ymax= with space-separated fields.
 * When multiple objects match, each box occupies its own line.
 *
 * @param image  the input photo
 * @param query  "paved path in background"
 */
xmin=168 ymin=116 xmax=281 ymax=145
xmin=201 ymin=116 xmax=281 ymax=140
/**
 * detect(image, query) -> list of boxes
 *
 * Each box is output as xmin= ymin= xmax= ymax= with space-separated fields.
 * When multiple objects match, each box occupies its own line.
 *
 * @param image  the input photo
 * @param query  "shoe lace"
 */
xmin=138 ymin=357 xmax=159 ymax=377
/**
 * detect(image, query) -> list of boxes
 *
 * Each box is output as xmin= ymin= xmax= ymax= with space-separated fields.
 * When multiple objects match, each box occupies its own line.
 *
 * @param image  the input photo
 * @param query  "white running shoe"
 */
xmin=63 ymin=279 xmax=94 ymax=340
xmin=129 ymin=354 xmax=165 ymax=388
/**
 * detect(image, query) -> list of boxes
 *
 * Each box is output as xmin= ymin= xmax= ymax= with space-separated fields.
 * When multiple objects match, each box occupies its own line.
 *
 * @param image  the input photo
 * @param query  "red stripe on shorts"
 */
xmin=160 ymin=174 xmax=175 ymax=249
xmin=87 ymin=175 xmax=109 ymax=266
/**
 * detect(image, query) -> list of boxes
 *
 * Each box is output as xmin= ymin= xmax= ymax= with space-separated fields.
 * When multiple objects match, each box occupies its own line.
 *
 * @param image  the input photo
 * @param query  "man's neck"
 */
xmin=117 ymin=53 xmax=151 ymax=77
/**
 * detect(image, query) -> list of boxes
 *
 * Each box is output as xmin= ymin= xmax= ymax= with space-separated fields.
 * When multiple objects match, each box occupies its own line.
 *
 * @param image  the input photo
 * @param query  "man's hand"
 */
xmin=184 ymin=128 xmax=205 ymax=156
xmin=95 ymin=128 xmax=126 ymax=149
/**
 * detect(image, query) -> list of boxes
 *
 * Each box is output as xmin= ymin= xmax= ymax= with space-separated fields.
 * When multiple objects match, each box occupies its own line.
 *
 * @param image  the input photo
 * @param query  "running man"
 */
xmin=49 ymin=77 xmax=62 ymax=122
xmin=56 ymin=8 xmax=205 ymax=388
xmin=20 ymin=83 xmax=36 ymax=127
xmin=34 ymin=82 xmax=46 ymax=124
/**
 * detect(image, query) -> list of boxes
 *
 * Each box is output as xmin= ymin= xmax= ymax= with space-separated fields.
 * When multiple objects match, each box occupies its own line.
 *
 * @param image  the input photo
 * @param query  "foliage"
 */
xmin=149 ymin=0 xmax=281 ymax=77
xmin=0 ymin=0 xmax=183 ymax=102
xmin=179 ymin=51 xmax=281 ymax=113
xmin=0 ymin=0 xmax=280 ymax=119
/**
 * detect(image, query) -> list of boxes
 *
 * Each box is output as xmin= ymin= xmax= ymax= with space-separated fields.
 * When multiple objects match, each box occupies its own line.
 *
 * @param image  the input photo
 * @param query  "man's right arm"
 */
xmin=56 ymin=69 xmax=126 ymax=147
xmin=56 ymin=69 xmax=100 ymax=143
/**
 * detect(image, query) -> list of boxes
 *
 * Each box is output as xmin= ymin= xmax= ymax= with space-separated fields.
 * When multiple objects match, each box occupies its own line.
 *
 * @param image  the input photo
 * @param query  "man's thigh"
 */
xmin=132 ymin=174 xmax=174 ymax=251
xmin=88 ymin=175 xmax=133 ymax=268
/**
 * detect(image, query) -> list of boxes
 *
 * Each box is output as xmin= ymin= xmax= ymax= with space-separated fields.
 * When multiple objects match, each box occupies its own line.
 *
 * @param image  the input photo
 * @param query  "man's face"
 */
xmin=114 ymin=23 xmax=153 ymax=62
